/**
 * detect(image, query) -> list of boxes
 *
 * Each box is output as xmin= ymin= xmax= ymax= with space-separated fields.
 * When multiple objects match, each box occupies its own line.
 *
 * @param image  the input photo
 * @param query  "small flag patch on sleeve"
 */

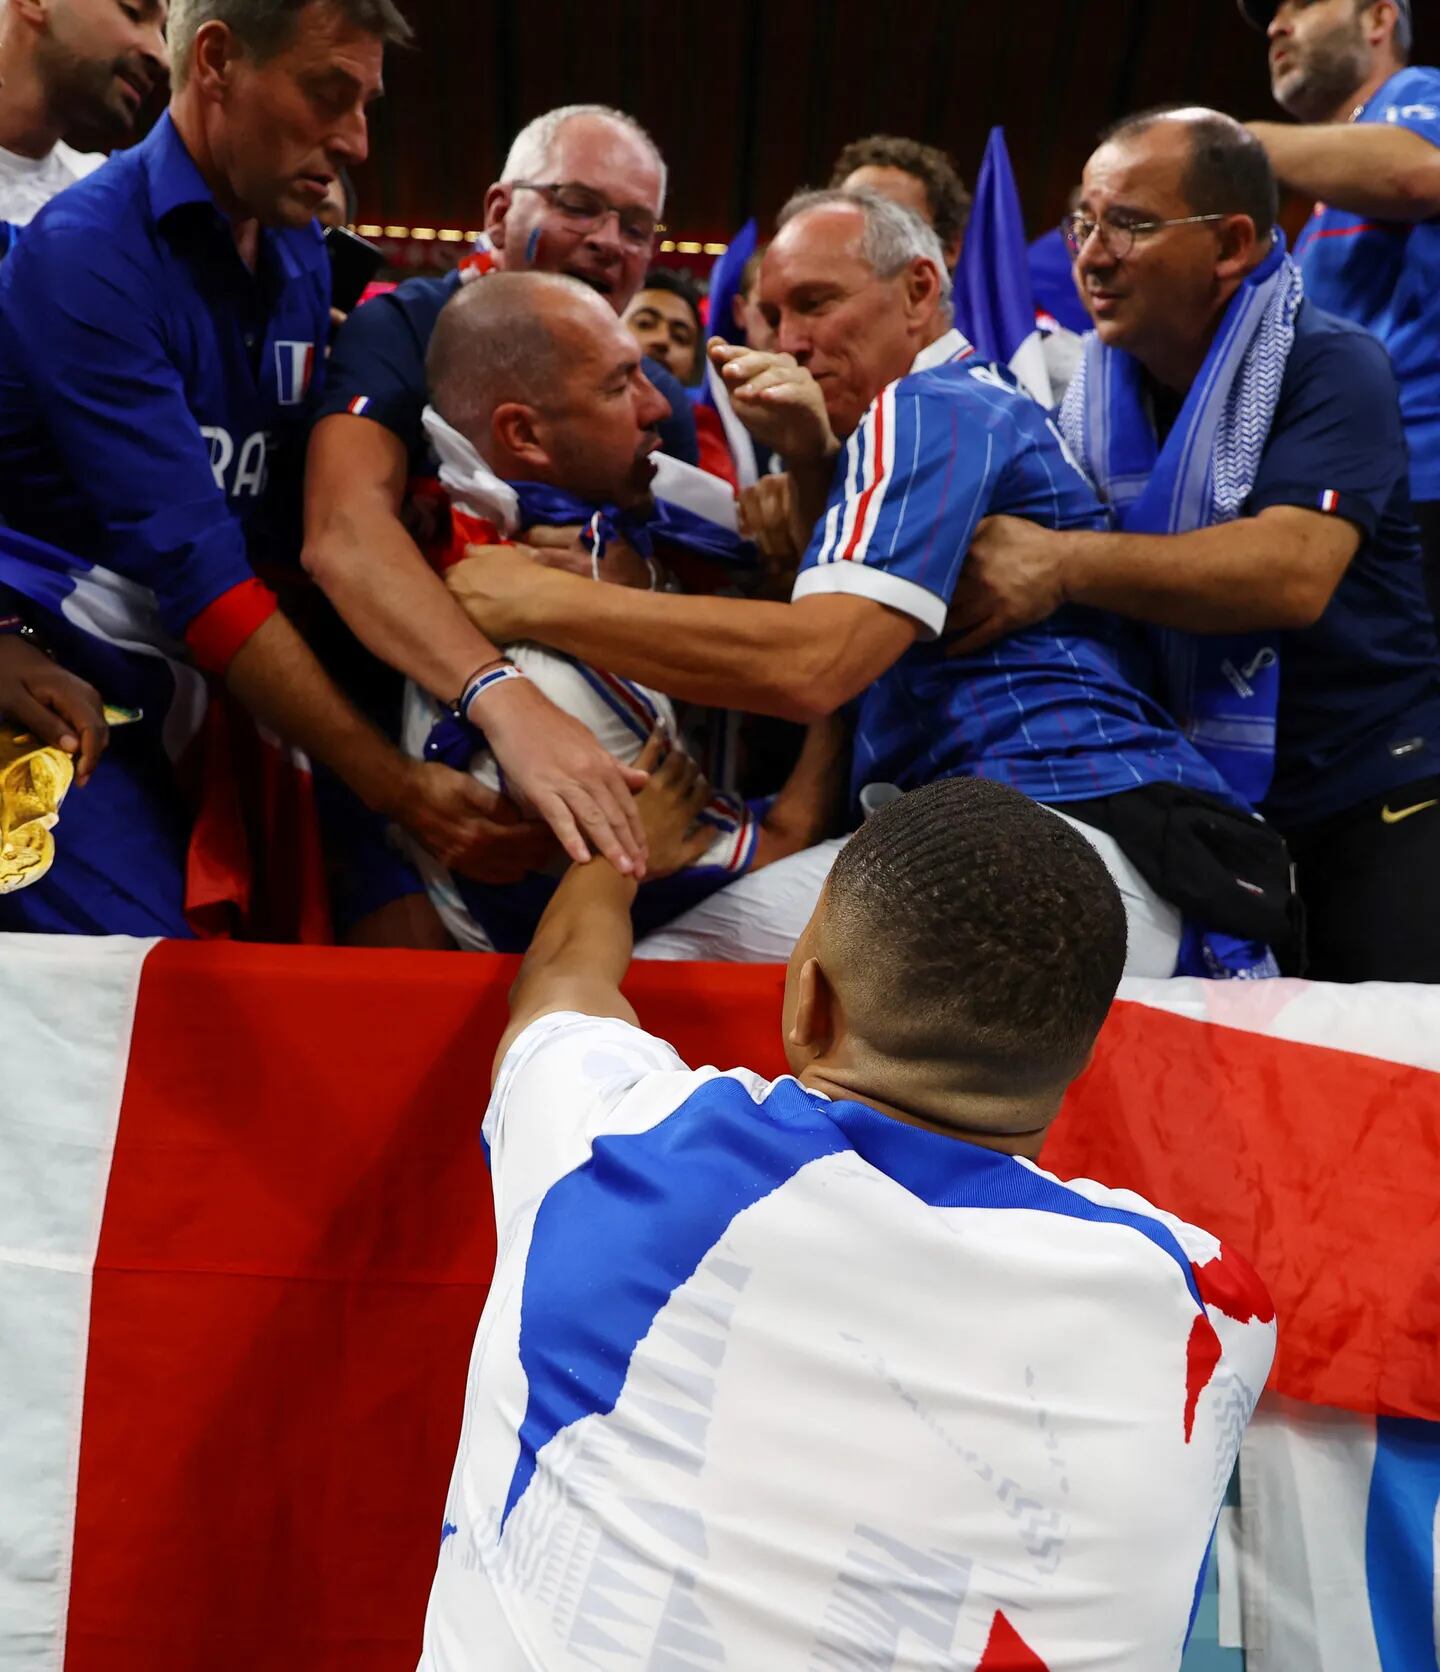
xmin=347 ymin=395 xmax=371 ymax=417
xmin=1319 ymin=489 xmax=1340 ymax=513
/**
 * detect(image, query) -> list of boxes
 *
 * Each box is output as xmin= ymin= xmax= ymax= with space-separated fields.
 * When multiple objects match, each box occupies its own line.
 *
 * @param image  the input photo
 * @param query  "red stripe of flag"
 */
xmin=841 ymin=395 xmax=886 ymax=561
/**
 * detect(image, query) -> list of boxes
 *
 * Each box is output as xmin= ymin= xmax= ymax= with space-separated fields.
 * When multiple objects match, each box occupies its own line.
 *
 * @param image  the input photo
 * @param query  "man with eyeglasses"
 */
xmin=948 ymin=107 xmax=1440 ymax=983
xmin=1240 ymin=1 xmax=1440 ymax=625
xmin=300 ymin=106 xmax=700 ymax=938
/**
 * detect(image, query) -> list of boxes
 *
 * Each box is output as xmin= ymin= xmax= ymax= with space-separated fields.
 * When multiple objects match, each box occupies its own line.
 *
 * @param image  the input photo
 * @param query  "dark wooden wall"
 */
xmin=358 ymin=0 xmax=1434 ymax=244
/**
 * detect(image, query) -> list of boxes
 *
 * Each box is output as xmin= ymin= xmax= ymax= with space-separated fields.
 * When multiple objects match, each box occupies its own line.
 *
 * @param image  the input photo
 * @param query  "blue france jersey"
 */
xmin=421 ymin=1010 xmax=1275 ymax=1671
xmin=793 ymin=333 xmax=1245 ymax=810
xmin=1295 ymin=67 xmax=1440 ymax=501
xmin=0 ymin=112 xmax=327 ymax=640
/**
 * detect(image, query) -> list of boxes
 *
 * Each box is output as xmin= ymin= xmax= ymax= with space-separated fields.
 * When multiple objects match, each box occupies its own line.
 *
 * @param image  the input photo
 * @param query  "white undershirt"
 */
xmin=0 ymin=140 xmax=105 ymax=227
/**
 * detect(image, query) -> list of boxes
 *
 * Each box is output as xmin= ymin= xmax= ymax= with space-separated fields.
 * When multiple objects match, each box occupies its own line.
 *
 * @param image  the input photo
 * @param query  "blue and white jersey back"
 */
xmin=421 ymin=1011 xmax=1276 ymax=1671
xmin=793 ymin=331 xmax=1246 ymax=811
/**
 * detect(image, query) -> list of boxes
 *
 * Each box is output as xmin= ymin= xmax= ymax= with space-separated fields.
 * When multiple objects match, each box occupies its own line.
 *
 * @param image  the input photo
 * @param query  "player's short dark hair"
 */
xmin=634 ymin=267 xmax=702 ymax=336
xmin=830 ymin=134 xmax=973 ymax=250
xmin=170 ymin=0 xmax=413 ymax=87
xmin=823 ymin=778 xmax=1127 ymax=1087
xmin=1102 ymin=107 xmax=1278 ymax=242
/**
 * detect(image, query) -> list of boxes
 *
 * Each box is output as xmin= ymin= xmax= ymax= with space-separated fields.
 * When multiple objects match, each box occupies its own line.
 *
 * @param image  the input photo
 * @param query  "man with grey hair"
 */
xmin=302 ymin=103 xmax=699 ymax=900
xmin=1244 ymin=0 xmax=1440 ymax=618
xmin=444 ymin=188 xmax=1291 ymax=978
xmin=0 ymin=0 xmax=167 ymax=227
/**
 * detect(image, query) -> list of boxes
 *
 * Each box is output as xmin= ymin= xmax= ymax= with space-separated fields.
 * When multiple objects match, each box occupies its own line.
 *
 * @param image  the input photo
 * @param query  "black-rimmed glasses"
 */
xmin=509 ymin=181 xmax=659 ymax=248
xmin=1061 ymin=210 xmax=1228 ymax=259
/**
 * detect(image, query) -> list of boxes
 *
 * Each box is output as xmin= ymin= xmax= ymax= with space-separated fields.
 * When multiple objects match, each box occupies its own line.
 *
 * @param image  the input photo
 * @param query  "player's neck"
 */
xmin=796 ymin=1064 xmax=1059 ymax=1160
xmin=0 ymin=39 xmax=65 ymax=160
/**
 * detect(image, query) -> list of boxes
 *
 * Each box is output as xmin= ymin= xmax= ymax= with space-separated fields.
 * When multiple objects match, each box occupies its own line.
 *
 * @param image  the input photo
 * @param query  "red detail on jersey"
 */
xmin=842 ymin=392 xmax=887 ymax=561
xmin=1184 ymin=1312 xmax=1224 ymax=1443
xmin=183 ymin=577 xmax=279 ymax=674
xmin=976 ymin=1609 xmax=1050 ymax=1670
xmin=1192 ymin=1245 xmax=1276 ymax=1327
xmin=438 ymin=503 xmax=511 ymax=571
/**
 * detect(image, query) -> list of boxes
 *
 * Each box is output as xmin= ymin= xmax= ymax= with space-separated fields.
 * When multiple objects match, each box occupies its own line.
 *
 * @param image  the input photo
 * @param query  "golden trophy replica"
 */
xmin=0 ymin=725 xmax=73 ymax=894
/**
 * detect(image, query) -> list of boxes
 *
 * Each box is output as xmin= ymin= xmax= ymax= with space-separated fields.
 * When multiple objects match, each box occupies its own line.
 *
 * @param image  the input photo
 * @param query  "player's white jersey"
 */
xmin=420 ymin=1013 xmax=1276 ymax=1671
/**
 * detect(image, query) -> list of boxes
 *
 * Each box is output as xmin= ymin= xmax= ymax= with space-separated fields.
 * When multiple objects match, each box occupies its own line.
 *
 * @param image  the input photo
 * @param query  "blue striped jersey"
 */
xmin=793 ymin=331 xmax=1248 ymax=811
xmin=420 ymin=1010 xmax=1275 ymax=1670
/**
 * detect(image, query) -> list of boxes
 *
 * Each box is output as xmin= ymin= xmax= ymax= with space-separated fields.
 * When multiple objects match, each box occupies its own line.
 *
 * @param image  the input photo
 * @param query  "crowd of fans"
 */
xmin=0 ymin=0 xmax=1436 ymax=986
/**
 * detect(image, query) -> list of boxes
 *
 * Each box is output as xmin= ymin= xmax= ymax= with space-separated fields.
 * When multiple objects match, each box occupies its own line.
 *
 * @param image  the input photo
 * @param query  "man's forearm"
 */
xmin=517 ymin=859 xmax=638 ymax=999
xmin=514 ymin=570 xmax=825 ymax=719
xmin=304 ymin=502 xmax=501 ymax=704
xmin=1249 ymin=120 xmax=1440 ymax=221
xmin=1061 ymin=515 xmax=1348 ymax=631
xmin=225 ymin=611 xmax=411 ymax=813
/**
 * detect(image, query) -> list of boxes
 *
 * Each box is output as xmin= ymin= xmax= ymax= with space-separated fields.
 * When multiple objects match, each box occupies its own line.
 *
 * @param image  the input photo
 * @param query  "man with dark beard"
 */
xmin=1243 ymin=1 xmax=1440 ymax=619
xmin=0 ymin=0 xmax=168 ymax=227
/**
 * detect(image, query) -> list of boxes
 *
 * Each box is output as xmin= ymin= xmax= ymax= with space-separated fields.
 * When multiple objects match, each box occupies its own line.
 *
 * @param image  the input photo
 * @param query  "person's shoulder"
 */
xmin=382 ymin=268 xmax=464 ymax=329
xmin=0 ymin=146 xmax=151 ymax=298
xmin=23 ymin=139 xmax=147 ymax=241
xmin=51 ymin=140 xmax=107 ymax=183
xmin=1379 ymin=63 xmax=1440 ymax=108
xmin=1285 ymin=298 xmax=1399 ymax=389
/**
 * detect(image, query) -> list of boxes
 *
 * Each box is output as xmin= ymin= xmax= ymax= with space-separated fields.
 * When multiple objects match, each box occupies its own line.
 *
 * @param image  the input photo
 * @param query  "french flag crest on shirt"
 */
xmin=273 ymin=340 xmax=316 ymax=407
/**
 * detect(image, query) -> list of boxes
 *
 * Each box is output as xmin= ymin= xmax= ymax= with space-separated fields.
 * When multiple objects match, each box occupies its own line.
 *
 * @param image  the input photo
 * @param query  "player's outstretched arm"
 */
xmin=494 ymin=738 xmax=713 ymax=1082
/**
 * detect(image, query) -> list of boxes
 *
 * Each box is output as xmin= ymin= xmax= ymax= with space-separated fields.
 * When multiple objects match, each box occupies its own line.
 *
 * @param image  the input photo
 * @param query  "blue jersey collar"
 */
xmin=143 ymin=110 xmax=224 ymax=223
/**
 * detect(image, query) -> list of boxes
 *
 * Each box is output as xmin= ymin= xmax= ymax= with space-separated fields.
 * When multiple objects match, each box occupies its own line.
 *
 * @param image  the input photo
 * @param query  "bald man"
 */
xmin=401 ymin=271 xmax=844 ymax=954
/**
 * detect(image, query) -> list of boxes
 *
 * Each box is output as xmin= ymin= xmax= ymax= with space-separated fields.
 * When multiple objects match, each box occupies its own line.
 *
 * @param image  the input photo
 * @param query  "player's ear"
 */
xmin=483 ymin=183 xmax=512 ymax=249
xmin=904 ymin=256 xmax=944 ymax=323
xmin=787 ymin=956 xmax=836 ymax=1057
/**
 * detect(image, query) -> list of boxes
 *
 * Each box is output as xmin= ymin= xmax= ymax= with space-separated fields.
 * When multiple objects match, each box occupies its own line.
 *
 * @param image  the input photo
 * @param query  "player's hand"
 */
xmin=521 ymin=523 xmax=655 ymax=590
xmin=946 ymin=516 xmax=1068 ymax=655
xmin=391 ymin=759 xmax=560 ymax=883
xmin=0 ymin=635 xmax=109 ymax=786
xmin=708 ymin=339 xmax=838 ymax=465
xmin=630 ymin=731 xmax=714 ymax=879
xmin=470 ymin=675 xmax=650 ymax=875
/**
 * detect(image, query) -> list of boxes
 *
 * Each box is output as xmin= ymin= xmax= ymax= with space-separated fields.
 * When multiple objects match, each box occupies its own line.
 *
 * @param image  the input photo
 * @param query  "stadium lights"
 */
xmin=350 ymin=226 xmax=730 ymax=256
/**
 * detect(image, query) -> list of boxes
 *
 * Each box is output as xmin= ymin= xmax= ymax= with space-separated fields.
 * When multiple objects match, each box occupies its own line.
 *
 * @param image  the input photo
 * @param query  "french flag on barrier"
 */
xmin=953 ymin=127 xmax=1055 ymax=408
xmin=1 ymin=936 xmax=1437 ymax=1669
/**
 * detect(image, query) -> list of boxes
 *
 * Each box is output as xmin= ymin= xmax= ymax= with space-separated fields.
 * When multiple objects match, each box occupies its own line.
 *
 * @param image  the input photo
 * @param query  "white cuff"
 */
xmin=791 ymin=561 xmax=947 ymax=640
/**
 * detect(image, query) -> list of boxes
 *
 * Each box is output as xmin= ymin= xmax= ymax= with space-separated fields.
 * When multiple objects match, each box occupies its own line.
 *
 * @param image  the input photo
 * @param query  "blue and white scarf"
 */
xmin=1061 ymin=233 xmax=1304 ymax=807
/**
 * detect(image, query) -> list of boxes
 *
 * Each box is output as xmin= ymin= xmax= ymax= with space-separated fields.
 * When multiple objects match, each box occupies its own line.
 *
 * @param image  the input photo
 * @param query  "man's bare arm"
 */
xmin=948 ymin=506 xmax=1361 ymax=652
xmin=446 ymin=554 xmax=919 ymax=722
xmin=492 ymin=742 xmax=712 ymax=1082
xmin=1248 ymin=120 xmax=1440 ymax=221
xmin=301 ymin=412 xmax=649 ymax=873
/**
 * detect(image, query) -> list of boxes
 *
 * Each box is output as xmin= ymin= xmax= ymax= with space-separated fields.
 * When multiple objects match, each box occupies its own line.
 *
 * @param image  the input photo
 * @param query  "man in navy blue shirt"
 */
xmin=439 ymin=191 xmax=1292 ymax=978
xmin=0 ymin=0 xmax=553 ymax=936
xmin=300 ymin=105 xmax=697 ymax=885
xmin=951 ymin=109 xmax=1440 ymax=982
xmin=1243 ymin=1 xmax=1440 ymax=621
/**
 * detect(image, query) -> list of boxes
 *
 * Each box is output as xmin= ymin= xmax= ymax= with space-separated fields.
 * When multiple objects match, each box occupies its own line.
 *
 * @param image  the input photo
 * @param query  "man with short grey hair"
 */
xmin=1244 ymin=0 xmax=1440 ymax=618
xmin=443 ymin=189 xmax=1292 ymax=978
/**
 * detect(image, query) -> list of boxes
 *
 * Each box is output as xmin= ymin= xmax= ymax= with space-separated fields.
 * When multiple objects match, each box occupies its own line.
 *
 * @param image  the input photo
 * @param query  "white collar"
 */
xmin=420 ymin=405 xmax=519 ymax=532
xmin=909 ymin=326 xmax=974 ymax=375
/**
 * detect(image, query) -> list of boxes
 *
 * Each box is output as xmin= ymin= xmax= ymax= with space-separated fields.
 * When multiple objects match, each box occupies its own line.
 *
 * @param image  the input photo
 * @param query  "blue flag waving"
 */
xmin=953 ymin=128 xmax=1054 ymax=406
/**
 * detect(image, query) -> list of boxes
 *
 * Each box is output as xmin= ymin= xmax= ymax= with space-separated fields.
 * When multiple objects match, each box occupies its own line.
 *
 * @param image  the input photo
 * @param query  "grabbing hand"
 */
xmin=738 ymin=472 xmax=808 ymax=597
xmin=708 ymin=339 xmax=838 ymax=465
xmin=394 ymin=760 xmax=560 ymax=884
xmin=445 ymin=542 xmax=546 ymax=643
xmin=520 ymin=524 xmax=655 ymax=590
xmin=946 ymin=516 xmax=1069 ymax=655
xmin=630 ymin=731 xmax=715 ymax=879
xmin=0 ymin=635 xmax=109 ymax=786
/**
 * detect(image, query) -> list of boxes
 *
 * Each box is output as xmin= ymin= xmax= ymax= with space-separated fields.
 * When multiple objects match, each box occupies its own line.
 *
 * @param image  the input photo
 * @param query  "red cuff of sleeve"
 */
xmin=184 ymin=577 xmax=279 ymax=675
